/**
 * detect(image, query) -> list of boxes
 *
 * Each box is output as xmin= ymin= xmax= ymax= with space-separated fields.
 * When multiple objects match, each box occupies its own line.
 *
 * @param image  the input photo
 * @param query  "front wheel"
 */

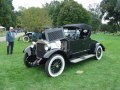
xmin=24 ymin=53 xmax=35 ymax=67
xmin=45 ymin=54 xmax=65 ymax=77
xmin=95 ymin=45 xmax=103 ymax=60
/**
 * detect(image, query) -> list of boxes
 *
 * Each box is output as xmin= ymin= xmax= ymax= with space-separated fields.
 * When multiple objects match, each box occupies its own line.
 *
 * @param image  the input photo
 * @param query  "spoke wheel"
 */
xmin=24 ymin=53 xmax=35 ymax=67
xmin=45 ymin=54 xmax=65 ymax=77
xmin=23 ymin=36 xmax=29 ymax=42
xmin=95 ymin=45 xmax=103 ymax=60
xmin=51 ymin=59 xmax=62 ymax=74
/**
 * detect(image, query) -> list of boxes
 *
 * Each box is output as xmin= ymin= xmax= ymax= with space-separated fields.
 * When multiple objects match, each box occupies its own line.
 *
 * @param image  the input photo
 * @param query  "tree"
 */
xmin=89 ymin=3 xmax=101 ymax=19
xmin=17 ymin=7 xmax=52 ymax=32
xmin=0 ymin=0 xmax=16 ymax=29
xmin=44 ymin=0 xmax=61 ymax=27
xmin=57 ymin=0 xmax=92 ymax=26
xmin=45 ymin=0 xmax=92 ymax=27
xmin=100 ymin=0 xmax=120 ymax=32
xmin=88 ymin=3 xmax=101 ymax=32
xmin=100 ymin=24 xmax=117 ymax=33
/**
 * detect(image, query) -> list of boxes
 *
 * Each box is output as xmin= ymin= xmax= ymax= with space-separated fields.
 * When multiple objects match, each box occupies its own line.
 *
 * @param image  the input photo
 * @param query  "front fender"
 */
xmin=43 ymin=49 xmax=67 ymax=59
xmin=24 ymin=45 xmax=34 ymax=56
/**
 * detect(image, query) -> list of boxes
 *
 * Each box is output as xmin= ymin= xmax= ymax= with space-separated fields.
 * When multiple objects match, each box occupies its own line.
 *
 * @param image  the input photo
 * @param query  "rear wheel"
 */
xmin=23 ymin=36 xmax=29 ymax=42
xmin=45 ymin=54 xmax=65 ymax=77
xmin=95 ymin=45 xmax=103 ymax=60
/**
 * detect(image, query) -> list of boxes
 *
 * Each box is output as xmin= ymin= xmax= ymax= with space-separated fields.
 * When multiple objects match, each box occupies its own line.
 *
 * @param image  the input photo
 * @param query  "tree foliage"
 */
xmin=44 ymin=1 xmax=61 ymax=27
xmin=45 ymin=0 xmax=92 ymax=27
xmin=57 ymin=0 xmax=91 ymax=26
xmin=88 ymin=3 xmax=101 ymax=32
xmin=100 ymin=24 xmax=118 ymax=33
xmin=17 ymin=7 xmax=52 ymax=32
xmin=89 ymin=3 xmax=101 ymax=19
xmin=0 ymin=0 xmax=16 ymax=29
xmin=100 ymin=0 xmax=120 ymax=31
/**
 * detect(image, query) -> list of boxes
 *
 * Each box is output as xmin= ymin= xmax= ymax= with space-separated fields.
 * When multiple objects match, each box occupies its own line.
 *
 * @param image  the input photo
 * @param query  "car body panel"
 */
xmin=43 ymin=49 xmax=67 ymax=59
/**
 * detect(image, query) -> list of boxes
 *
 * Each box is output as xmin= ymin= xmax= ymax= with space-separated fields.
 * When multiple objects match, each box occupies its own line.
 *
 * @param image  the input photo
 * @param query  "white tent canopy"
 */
xmin=0 ymin=26 xmax=6 ymax=32
xmin=0 ymin=26 xmax=5 ymax=29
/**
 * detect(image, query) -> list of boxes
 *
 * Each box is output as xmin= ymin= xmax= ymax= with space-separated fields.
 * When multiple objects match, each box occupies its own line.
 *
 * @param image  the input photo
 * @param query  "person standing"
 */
xmin=6 ymin=27 xmax=15 ymax=55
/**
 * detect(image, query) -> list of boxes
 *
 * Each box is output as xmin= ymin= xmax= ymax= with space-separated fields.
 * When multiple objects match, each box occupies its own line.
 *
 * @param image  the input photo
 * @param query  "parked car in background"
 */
xmin=23 ymin=23 xmax=105 ymax=77
xmin=22 ymin=32 xmax=33 ymax=42
xmin=22 ymin=32 xmax=42 ymax=42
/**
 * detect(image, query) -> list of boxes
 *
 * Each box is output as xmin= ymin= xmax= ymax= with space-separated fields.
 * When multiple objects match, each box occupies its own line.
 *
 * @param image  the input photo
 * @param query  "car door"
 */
xmin=68 ymin=30 xmax=84 ymax=57
xmin=81 ymin=37 xmax=91 ymax=51
xmin=66 ymin=30 xmax=79 ymax=54
xmin=69 ymin=30 xmax=91 ymax=58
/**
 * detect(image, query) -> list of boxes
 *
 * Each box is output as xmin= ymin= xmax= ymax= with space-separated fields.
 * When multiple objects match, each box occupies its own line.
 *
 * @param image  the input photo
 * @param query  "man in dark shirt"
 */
xmin=6 ymin=27 xmax=15 ymax=55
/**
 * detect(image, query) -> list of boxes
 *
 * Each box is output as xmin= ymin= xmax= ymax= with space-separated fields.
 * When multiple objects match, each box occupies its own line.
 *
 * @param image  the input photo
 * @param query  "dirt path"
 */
xmin=0 ymin=32 xmax=24 ymax=42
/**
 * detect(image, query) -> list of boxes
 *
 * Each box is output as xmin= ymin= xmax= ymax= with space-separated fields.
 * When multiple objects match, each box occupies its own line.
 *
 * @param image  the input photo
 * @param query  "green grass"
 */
xmin=0 ymin=33 xmax=120 ymax=90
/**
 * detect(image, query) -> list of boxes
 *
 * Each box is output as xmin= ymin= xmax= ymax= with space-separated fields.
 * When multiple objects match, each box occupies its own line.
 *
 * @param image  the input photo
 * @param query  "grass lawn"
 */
xmin=0 ymin=33 xmax=120 ymax=90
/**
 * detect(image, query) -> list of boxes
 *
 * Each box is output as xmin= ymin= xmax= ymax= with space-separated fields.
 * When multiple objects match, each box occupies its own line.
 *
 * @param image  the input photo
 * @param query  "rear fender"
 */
xmin=96 ymin=43 xmax=105 ymax=51
xmin=99 ymin=44 xmax=105 ymax=51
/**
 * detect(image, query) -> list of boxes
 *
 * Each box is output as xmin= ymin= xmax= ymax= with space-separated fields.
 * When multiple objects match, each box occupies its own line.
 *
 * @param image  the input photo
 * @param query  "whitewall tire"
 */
xmin=95 ymin=45 xmax=103 ymax=60
xmin=45 ymin=54 xmax=65 ymax=77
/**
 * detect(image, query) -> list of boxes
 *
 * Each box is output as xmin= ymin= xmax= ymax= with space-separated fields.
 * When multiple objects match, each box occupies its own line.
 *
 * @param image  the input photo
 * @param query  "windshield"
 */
xmin=63 ymin=29 xmax=80 ymax=39
xmin=64 ymin=29 xmax=75 ymax=37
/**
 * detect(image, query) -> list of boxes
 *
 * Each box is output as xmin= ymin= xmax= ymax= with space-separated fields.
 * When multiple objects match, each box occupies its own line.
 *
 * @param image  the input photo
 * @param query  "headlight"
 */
xmin=32 ymin=42 xmax=36 ymax=45
xmin=44 ymin=44 xmax=50 ymax=51
xmin=30 ymin=45 xmax=34 ymax=48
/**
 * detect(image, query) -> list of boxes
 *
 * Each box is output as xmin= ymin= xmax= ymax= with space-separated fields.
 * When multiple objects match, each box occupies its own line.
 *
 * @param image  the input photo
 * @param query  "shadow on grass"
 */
xmin=65 ymin=57 xmax=96 ymax=71
xmin=26 ymin=57 xmax=96 ymax=78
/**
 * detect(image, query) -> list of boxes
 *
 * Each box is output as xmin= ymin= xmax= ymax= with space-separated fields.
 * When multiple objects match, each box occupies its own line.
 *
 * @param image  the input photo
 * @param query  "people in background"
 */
xmin=15 ymin=29 xmax=18 ymax=35
xmin=6 ymin=27 xmax=15 ymax=55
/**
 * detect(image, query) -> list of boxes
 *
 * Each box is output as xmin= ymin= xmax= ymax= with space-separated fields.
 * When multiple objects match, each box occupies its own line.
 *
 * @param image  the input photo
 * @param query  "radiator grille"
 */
xmin=45 ymin=28 xmax=65 ymax=42
xmin=36 ymin=43 xmax=46 ymax=58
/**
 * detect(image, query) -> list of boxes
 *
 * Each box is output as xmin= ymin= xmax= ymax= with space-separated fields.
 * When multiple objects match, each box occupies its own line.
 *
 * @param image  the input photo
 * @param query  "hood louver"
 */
xmin=45 ymin=28 xmax=65 ymax=42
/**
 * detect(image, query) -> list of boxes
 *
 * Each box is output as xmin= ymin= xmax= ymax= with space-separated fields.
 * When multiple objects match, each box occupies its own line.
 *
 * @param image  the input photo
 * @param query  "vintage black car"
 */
xmin=23 ymin=24 xmax=105 ymax=77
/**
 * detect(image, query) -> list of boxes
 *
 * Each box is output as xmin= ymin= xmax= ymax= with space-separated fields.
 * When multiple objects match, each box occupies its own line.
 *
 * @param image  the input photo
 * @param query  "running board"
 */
xmin=70 ymin=54 xmax=95 ymax=63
